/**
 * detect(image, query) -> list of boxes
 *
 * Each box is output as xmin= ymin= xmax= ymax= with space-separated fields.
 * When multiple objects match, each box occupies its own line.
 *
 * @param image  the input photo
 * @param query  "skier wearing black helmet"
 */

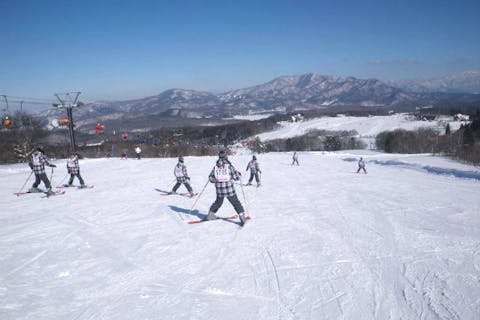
xmin=205 ymin=150 xmax=247 ymax=225
xmin=28 ymin=147 xmax=56 ymax=195
xmin=246 ymin=155 xmax=261 ymax=187
xmin=169 ymin=156 xmax=195 ymax=197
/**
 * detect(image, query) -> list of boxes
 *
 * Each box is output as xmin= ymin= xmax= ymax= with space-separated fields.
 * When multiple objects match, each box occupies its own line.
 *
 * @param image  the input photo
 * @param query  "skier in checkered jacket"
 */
xmin=28 ymin=147 xmax=56 ymax=195
xmin=169 ymin=156 xmax=194 ymax=197
xmin=205 ymin=150 xmax=247 ymax=226
xmin=246 ymin=155 xmax=261 ymax=186
xmin=65 ymin=152 xmax=86 ymax=187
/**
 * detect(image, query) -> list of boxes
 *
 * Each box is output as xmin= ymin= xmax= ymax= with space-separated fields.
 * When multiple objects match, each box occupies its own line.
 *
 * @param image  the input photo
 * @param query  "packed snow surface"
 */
xmin=1 ymin=151 xmax=479 ymax=319
xmin=256 ymin=114 xmax=462 ymax=142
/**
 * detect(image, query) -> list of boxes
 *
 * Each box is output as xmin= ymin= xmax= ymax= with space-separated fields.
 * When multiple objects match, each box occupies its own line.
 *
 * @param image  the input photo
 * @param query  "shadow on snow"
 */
xmin=343 ymin=157 xmax=480 ymax=181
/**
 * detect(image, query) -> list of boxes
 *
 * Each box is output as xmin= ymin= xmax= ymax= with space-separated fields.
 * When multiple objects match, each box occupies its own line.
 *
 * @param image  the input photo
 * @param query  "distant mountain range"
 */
xmin=389 ymin=71 xmax=480 ymax=94
xmin=44 ymin=72 xmax=480 ymax=132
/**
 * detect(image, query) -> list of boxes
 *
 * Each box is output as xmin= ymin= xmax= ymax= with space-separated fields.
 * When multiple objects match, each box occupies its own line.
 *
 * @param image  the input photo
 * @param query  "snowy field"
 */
xmin=256 ymin=114 xmax=463 ymax=144
xmin=1 ymin=151 xmax=480 ymax=319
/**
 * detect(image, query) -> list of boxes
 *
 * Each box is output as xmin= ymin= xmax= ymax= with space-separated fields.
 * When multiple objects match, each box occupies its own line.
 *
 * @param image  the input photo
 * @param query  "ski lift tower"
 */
xmin=53 ymin=92 xmax=82 ymax=153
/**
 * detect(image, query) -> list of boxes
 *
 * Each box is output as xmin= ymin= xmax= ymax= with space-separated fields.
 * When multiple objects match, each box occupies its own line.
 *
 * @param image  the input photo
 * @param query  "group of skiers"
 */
xmin=28 ymin=147 xmax=86 ymax=196
xmin=168 ymin=150 xmax=262 ymax=226
xmin=24 ymin=147 xmax=364 ymax=225
xmin=290 ymin=151 xmax=367 ymax=173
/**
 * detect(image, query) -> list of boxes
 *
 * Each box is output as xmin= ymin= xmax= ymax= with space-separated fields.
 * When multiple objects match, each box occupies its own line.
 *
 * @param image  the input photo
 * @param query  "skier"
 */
xmin=134 ymin=146 xmax=142 ymax=160
xmin=28 ymin=147 xmax=56 ymax=195
xmin=169 ymin=156 xmax=195 ymax=197
xmin=292 ymin=151 xmax=299 ymax=166
xmin=65 ymin=152 xmax=86 ymax=188
xmin=205 ymin=150 xmax=247 ymax=226
xmin=246 ymin=155 xmax=262 ymax=186
xmin=357 ymin=157 xmax=367 ymax=174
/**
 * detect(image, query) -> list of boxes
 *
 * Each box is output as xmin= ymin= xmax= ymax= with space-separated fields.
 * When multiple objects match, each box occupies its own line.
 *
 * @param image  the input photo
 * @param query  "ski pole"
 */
xmin=239 ymin=177 xmax=249 ymax=217
xmin=189 ymin=179 xmax=210 ymax=214
xmin=49 ymin=167 xmax=54 ymax=186
xmin=16 ymin=171 xmax=33 ymax=196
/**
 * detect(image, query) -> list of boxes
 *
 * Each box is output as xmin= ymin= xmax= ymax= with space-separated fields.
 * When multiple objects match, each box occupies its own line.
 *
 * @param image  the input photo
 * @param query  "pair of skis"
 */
xmin=14 ymin=189 xmax=66 ymax=197
xmin=57 ymin=184 xmax=95 ymax=189
xmin=155 ymin=188 xmax=198 ymax=198
xmin=188 ymin=214 xmax=251 ymax=226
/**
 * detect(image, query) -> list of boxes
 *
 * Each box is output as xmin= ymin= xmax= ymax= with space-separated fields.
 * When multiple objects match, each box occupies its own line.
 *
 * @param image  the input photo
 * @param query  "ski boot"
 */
xmin=28 ymin=187 xmax=40 ymax=193
xmin=204 ymin=211 xmax=218 ymax=221
xmin=79 ymin=184 xmax=86 ymax=189
xmin=46 ymin=188 xmax=55 ymax=196
xmin=239 ymin=213 xmax=247 ymax=226
xmin=189 ymin=191 xmax=195 ymax=197
xmin=168 ymin=191 xmax=177 ymax=195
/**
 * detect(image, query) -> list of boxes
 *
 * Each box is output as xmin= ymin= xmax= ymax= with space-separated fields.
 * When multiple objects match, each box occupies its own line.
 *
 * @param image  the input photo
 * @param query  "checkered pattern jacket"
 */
xmin=174 ymin=162 xmax=190 ymax=183
xmin=29 ymin=151 xmax=53 ymax=175
xmin=67 ymin=157 xmax=80 ymax=174
xmin=246 ymin=160 xmax=261 ymax=174
xmin=209 ymin=160 xmax=241 ymax=197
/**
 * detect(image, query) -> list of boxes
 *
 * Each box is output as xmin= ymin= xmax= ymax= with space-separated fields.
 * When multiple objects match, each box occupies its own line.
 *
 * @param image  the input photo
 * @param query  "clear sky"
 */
xmin=1 ymin=0 xmax=479 ymax=103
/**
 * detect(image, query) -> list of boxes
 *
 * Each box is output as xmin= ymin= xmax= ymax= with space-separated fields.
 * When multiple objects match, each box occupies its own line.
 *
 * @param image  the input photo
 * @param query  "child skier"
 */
xmin=28 ymin=147 xmax=56 ymax=195
xmin=134 ymin=146 xmax=142 ymax=160
xmin=170 ymin=156 xmax=195 ymax=197
xmin=357 ymin=157 xmax=367 ymax=174
xmin=292 ymin=151 xmax=299 ymax=166
xmin=205 ymin=150 xmax=247 ymax=226
xmin=246 ymin=155 xmax=262 ymax=186
xmin=65 ymin=152 xmax=86 ymax=187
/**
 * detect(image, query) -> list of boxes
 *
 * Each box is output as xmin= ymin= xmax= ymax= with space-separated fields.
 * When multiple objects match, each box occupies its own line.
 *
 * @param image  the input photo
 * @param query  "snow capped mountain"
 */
xmin=41 ymin=73 xmax=480 ymax=132
xmin=219 ymin=73 xmax=414 ymax=109
xmin=390 ymin=71 xmax=480 ymax=94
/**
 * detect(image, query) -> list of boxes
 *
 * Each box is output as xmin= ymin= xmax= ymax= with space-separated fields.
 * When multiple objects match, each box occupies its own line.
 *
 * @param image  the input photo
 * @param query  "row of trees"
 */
xmin=375 ymin=119 xmax=480 ymax=165
xmin=262 ymin=129 xmax=366 ymax=152
xmin=0 ymin=112 xmax=46 ymax=163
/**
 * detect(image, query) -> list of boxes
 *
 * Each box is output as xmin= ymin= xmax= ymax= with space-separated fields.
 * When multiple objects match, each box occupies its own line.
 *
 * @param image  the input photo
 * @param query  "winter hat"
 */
xmin=218 ymin=150 xmax=227 ymax=159
xmin=36 ymin=146 xmax=44 ymax=153
xmin=179 ymin=156 xmax=184 ymax=163
xmin=252 ymin=155 xmax=257 ymax=160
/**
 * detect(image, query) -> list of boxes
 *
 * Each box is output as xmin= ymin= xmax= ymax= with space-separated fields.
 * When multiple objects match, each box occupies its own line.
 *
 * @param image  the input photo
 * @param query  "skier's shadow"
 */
xmin=168 ymin=205 xmax=204 ymax=219
xmin=168 ymin=205 xmax=240 ymax=225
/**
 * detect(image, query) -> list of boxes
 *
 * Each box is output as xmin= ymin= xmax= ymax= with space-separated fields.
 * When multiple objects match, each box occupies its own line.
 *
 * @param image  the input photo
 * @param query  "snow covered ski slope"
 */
xmin=1 ymin=152 xmax=479 ymax=319
xmin=256 ymin=114 xmax=462 ymax=142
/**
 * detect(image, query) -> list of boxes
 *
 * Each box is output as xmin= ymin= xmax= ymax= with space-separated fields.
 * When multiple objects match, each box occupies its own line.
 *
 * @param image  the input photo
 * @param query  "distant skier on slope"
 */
xmin=134 ymin=146 xmax=142 ymax=160
xmin=169 ymin=156 xmax=195 ymax=197
xmin=65 ymin=152 xmax=86 ymax=188
xmin=205 ymin=150 xmax=247 ymax=226
xmin=357 ymin=157 xmax=367 ymax=174
xmin=246 ymin=155 xmax=262 ymax=186
xmin=292 ymin=151 xmax=299 ymax=166
xmin=28 ymin=147 xmax=56 ymax=196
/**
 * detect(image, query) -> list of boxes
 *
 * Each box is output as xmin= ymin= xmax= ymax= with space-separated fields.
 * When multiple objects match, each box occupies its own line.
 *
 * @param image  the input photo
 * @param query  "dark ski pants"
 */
xmin=209 ymin=194 xmax=244 ymax=214
xmin=357 ymin=167 xmax=367 ymax=174
xmin=68 ymin=173 xmax=85 ymax=185
xmin=292 ymin=159 xmax=299 ymax=166
xmin=33 ymin=173 xmax=52 ymax=189
xmin=248 ymin=172 xmax=260 ymax=184
xmin=173 ymin=182 xmax=193 ymax=193
xmin=136 ymin=153 xmax=141 ymax=159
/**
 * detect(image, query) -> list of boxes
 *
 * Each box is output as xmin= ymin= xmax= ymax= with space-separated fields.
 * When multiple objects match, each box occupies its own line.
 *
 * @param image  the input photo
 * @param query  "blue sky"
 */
xmin=1 ymin=0 xmax=479 ymax=102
